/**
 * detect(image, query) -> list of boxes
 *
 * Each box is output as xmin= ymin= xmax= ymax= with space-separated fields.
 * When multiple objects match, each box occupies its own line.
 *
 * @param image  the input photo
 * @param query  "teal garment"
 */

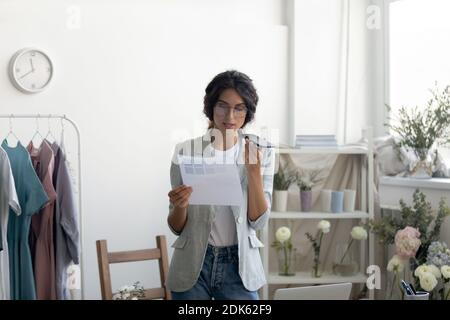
xmin=2 ymin=140 xmax=48 ymax=300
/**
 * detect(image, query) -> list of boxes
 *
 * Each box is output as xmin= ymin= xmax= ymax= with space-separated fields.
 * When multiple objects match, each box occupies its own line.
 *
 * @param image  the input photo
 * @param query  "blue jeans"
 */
xmin=171 ymin=244 xmax=259 ymax=300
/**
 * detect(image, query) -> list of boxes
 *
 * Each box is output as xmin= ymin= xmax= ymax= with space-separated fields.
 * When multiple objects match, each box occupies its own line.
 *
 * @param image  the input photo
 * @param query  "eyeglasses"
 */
xmin=214 ymin=103 xmax=247 ymax=118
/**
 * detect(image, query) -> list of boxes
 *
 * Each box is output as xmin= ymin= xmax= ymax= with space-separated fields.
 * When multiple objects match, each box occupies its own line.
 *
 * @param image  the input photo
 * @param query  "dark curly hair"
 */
xmin=203 ymin=70 xmax=258 ymax=129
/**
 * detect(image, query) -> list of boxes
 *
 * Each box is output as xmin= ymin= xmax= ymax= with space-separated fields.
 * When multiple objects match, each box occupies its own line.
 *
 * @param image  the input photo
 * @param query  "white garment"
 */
xmin=0 ymin=146 xmax=21 ymax=300
xmin=208 ymin=141 xmax=239 ymax=247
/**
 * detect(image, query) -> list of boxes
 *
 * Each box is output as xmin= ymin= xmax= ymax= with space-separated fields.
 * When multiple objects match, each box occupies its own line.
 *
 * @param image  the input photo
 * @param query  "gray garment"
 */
xmin=51 ymin=142 xmax=79 ymax=300
xmin=167 ymin=129 xmax=275 ymax=292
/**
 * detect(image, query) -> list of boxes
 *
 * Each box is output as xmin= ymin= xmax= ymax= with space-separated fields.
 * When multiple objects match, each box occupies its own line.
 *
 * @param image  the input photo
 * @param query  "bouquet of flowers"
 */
xmin=412 ymin=241 xmax=450 ymax=299
xmin=367 ymin=189 xmax=449 ymax=266
xmin=367 ymin=189 xmax=450 ymax=299
xmin=112 ymin=281 xmax=146 ymax=300
xmin=297 ymin=175 xmax=313 ymax=191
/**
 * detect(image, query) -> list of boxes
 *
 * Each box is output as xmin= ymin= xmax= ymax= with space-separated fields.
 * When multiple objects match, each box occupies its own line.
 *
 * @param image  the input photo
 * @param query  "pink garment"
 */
xmin=27 ymin=141 xmax=57 ymax=300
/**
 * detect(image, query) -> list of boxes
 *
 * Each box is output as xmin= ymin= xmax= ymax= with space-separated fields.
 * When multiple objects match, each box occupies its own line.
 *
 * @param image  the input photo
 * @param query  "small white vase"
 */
xmin=320 ymin=189 xmax=332 ymax=212
xmin=273 ymin=190 xmax=288 ymax=212
xmin=343 ymin=189 xmax=356 ymax=212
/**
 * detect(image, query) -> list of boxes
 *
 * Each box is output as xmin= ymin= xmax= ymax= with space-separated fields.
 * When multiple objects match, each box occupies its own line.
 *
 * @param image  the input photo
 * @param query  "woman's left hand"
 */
xmin=244 ymin=137 xmax=263 ymax=175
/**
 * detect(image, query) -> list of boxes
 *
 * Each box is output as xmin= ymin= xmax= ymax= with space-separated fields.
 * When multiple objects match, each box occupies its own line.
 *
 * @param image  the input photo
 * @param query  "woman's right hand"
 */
xmin=168 ymin=185 xmax=193 ymax=209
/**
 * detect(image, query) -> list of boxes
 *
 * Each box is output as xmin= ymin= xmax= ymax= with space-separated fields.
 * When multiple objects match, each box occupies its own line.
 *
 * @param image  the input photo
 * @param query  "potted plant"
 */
xmin=386 ymin=84 xmax=450 ymax=178
xmin=296 ymin=168 xmax=323 ymax=212
xmin=297 ymin=174 xmax=313 ymax=212
xmin=273 ymin=165 xmax=295 ymax=212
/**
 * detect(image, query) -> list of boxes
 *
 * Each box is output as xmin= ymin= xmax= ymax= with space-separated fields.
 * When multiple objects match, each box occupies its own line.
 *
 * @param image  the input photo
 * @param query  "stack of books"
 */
xmin=295 ymin=135 xmax=338 ymax=149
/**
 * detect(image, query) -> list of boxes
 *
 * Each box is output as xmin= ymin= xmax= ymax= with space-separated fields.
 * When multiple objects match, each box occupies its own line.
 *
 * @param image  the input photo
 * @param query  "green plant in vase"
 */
xmin=272 ymin=165 xmax=296 ymax=212
xmin=386 ymin=84 xmax=450 ymax=178
xmin=306 ymin=220 xmax=331 ymax=278
xmin=272 ymin=227 xmax=296 ymax=276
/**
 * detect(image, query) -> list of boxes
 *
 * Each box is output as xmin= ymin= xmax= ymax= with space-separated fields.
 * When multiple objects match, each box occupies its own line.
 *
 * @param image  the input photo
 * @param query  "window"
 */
xmin=387 ymin=0 xmax=450 ymax=162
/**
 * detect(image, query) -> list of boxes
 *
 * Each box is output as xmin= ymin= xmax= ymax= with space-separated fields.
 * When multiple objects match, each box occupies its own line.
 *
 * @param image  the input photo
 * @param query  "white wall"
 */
xmin=0 ymin=0 xmax=288 ymax=299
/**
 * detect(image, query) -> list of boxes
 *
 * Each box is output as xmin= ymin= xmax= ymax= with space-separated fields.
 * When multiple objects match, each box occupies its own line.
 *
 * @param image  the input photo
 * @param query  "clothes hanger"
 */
xmin=30 ymin=114 xmax=45 ymax=148
xmin=44 ymin=115 xmax=57 ymax=143
xmin=59 ymin=115 xmax=67 ymax=154
xmin=4 ymin=115 xmax=21 ymax=147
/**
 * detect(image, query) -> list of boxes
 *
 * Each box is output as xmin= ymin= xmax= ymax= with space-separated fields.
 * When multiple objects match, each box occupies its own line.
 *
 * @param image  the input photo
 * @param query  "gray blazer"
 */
xmin=167 ymin=129 xmax=275 ymax=292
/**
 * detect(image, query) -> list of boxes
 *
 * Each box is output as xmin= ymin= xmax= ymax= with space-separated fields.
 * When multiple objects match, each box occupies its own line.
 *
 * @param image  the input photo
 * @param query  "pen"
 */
xmin=245 ymin=135 xmax=275 ymax=149
xmin=409 ymin=283 xmax=417 ymax=295
xmin=401 ymin=280 xmax=415 ymax=295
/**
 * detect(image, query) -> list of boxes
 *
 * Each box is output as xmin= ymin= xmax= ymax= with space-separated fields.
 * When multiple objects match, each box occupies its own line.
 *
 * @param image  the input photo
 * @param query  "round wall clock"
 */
xmin=9 ymin=48 xmax=53 ymax=94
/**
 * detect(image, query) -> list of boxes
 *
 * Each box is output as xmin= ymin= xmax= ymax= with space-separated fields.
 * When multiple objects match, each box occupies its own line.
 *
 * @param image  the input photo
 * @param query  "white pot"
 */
xmin=320 ymin=189 xmax=332 ymax=212
xmin=273 ymin=190 xmax=288 ymax=212
xmin=343 ymin=189 xmax=356 ymax=212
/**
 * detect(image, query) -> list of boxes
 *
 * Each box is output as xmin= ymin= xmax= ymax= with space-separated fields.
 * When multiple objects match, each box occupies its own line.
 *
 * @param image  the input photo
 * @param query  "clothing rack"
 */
xmin=0 ymin=114 xmax=84 ymax=300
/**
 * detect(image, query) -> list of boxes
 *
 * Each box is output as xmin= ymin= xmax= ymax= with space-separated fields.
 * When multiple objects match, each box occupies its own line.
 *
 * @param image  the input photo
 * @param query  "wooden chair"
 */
xmin=96 ymin=235 xmax=171 ymax=300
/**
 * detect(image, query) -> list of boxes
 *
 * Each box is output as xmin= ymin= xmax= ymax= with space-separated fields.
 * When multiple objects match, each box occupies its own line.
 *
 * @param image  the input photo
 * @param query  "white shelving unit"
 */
xmin=260 ymin=128 xmax=375 ymax=300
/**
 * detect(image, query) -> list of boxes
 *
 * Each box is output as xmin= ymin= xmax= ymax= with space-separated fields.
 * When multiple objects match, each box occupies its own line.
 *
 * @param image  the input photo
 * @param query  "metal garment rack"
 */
xmin=0 ymin=114 xmax=84 ymax=300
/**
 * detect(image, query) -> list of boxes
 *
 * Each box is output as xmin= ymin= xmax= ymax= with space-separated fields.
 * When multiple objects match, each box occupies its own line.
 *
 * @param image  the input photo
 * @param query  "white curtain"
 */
xmin=292 ymin=0 xmax=380 ymax=145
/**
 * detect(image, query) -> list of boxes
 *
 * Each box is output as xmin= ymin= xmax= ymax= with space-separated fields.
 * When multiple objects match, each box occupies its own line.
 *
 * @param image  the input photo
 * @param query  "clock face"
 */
xmin=9 ymin=48 xmax=53 ymax=93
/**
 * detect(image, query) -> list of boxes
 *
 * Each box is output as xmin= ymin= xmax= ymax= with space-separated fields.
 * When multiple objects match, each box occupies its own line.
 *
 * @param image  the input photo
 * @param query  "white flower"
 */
xmin=275 ymin=227 xmax=291 ymax=243
xmin=351 ymin=226 xmax=367 ymax=240
xmin=441 ymin=265 xmax=450 ymax=279
xmin=112 ymin=293 xmax=121 ymax=300
xmin=387 ymin=255 xmax=405 ymax=273
xmin=419 ymin=272 xmax=438 ymax=292
xmin=119 ymin=285 xmax=130 ymax=292
xmin=131 ymin=297 xmax=138 ymax=300
xmin=317 ymin=220 xmax=331 ymax=234
xmin=415 ymin=264 xmax=441 ymax=279
xmin=428 ymin=264 xmax=442 ymax=279
xmin=414 ymin=264 xmax=431 ymax=278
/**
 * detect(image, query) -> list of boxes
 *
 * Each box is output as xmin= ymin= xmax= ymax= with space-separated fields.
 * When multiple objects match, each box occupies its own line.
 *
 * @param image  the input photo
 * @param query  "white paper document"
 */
xmin=177 ymin=155 xmax=244 ymax=206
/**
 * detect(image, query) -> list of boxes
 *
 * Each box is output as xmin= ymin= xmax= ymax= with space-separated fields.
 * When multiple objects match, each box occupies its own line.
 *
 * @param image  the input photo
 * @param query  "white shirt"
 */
xmin=208 ymin=141 xmax=239 ymax=247
xmin=0 ymin=146 xmax=21 ymax=300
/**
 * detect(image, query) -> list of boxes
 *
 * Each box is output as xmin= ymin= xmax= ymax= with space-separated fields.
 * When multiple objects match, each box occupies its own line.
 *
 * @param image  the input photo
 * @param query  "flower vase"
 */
xmin=300 ymin=190 xmax=312 ymax=212
xmin=311 ymin=248 xmax=322 ymax=278
xmin=277 ymin=247 xmax=296 ymax=276
xmin=409 ymin=149 xmax=433 ymax=179
xmin=273 ymin=190 xmax=288 ymax=212
xmin=332 ymin=243 xmax=358 ymax=276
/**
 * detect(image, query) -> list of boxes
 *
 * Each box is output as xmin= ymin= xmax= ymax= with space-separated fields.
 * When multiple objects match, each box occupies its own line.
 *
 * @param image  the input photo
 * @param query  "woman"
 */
xmin=167 ymin=70 xmax=275 ymax=300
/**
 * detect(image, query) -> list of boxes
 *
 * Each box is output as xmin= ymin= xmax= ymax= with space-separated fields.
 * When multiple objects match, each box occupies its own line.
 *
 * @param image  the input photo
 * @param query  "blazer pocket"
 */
xmin=248 ymin=234 xmax=264 ymax=248
xmin=171 ymin=235 xmax=189 ymax=249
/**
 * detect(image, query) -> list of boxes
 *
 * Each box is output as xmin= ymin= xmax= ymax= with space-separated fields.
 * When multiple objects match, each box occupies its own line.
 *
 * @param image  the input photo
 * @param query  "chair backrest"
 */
xmin=96 ymin=235 xmax=171 ymax=300
xmin=273 ymin=283 xmax=352 ymax=300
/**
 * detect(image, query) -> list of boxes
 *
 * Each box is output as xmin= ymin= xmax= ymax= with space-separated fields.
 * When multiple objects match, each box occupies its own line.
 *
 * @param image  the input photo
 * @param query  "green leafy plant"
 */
xmin=296 ymin=175 xmax=313 ymax=191
xmin=385 ymin=84 xmax=450 ymax=160
xmin=295 ymin=168 xmax=324 ymax=191
xmin=366 ymin=189 xmax=450 ymax=265
xmin=273 ymin=165 xmax=296 ymax=191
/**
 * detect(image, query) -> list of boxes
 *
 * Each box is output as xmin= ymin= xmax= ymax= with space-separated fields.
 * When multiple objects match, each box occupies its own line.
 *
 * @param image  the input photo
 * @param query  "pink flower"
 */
xmin=394 ymin=226 xmax=421 ymax=259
